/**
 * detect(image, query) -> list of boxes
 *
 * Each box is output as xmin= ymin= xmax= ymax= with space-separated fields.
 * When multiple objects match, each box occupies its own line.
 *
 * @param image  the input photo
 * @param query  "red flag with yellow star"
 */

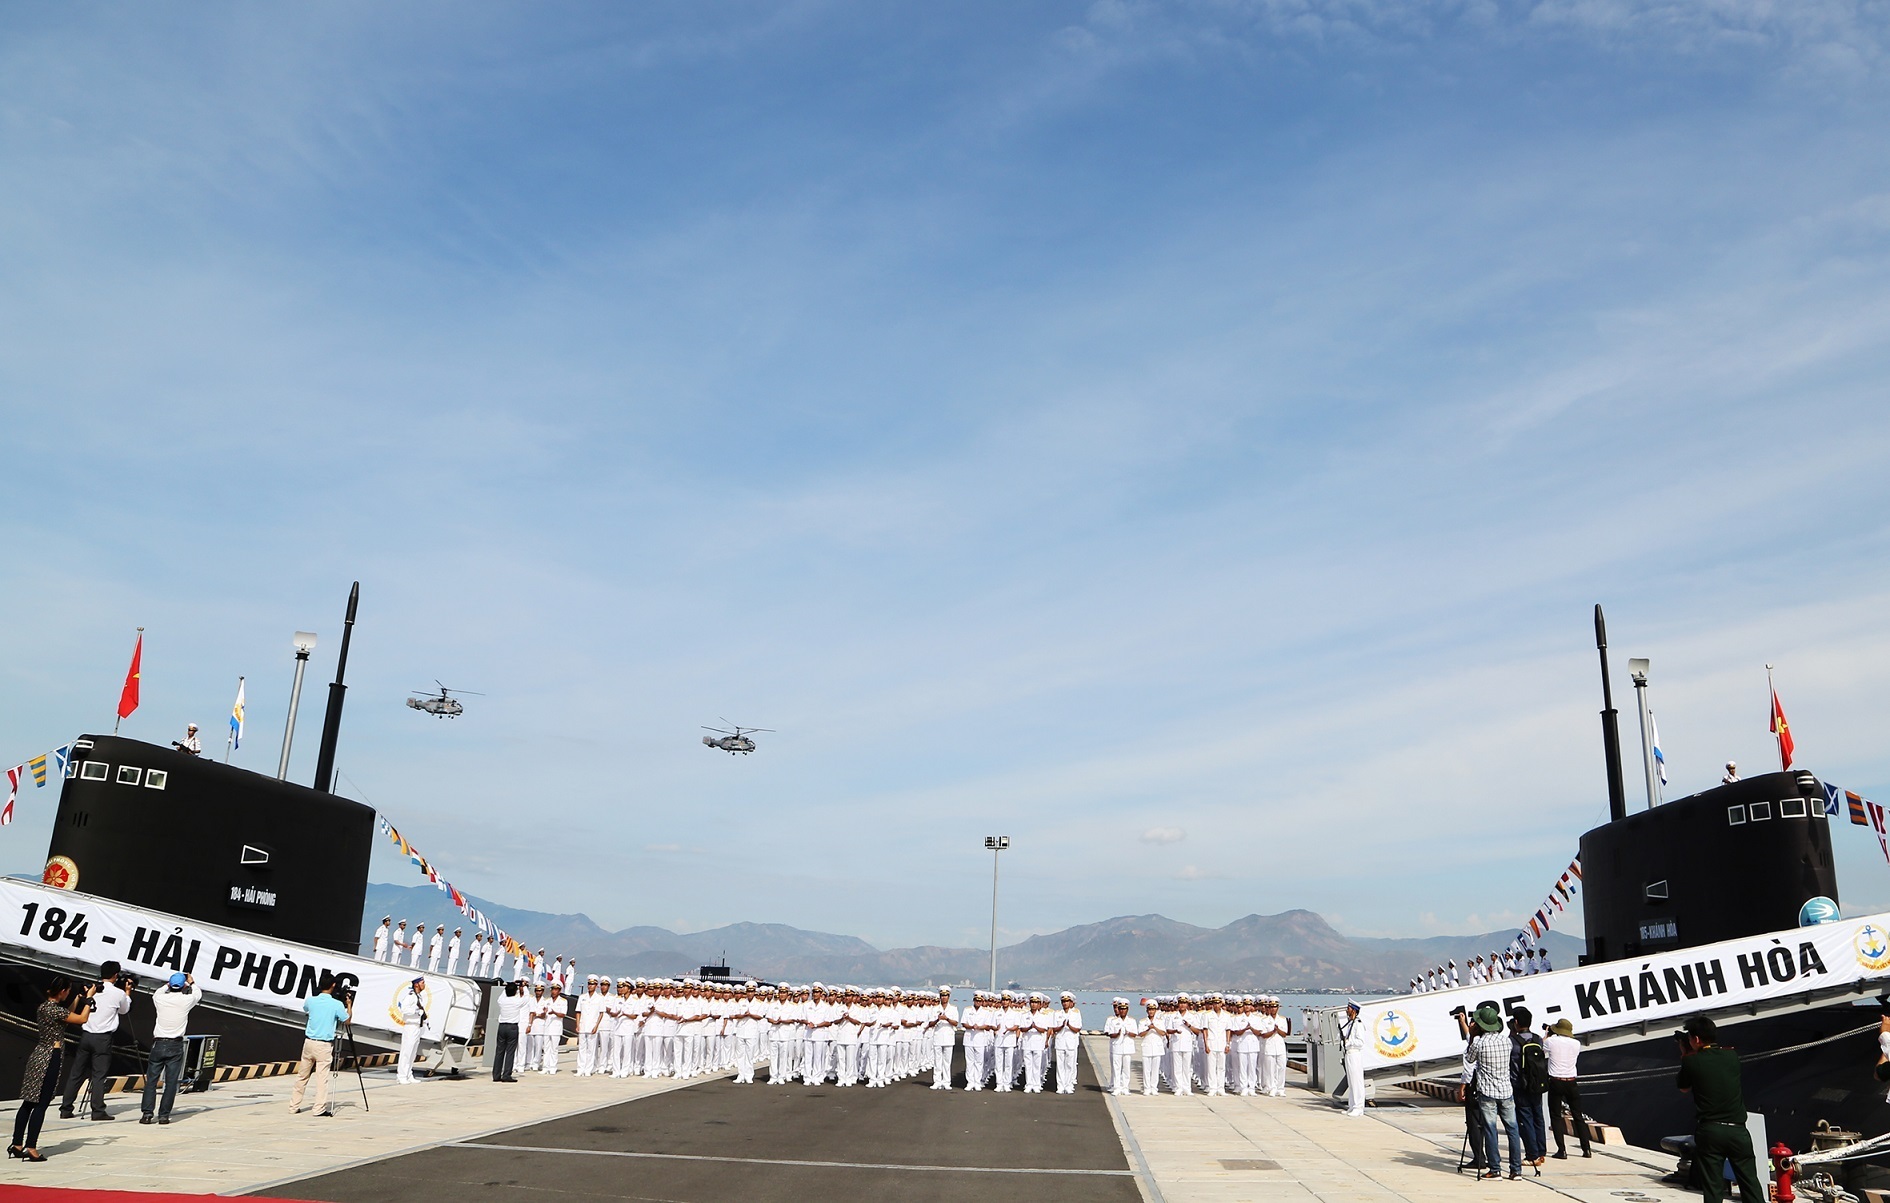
xmin=1771 ymin=685 xmax=1795 ymax=770
xmin=116 ymin=631 xmax=143 ymax=721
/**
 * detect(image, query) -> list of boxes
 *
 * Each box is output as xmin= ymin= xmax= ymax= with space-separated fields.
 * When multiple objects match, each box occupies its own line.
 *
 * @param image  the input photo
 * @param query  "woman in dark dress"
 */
xmin=12 ymin=975 xmax=92 ymax=1162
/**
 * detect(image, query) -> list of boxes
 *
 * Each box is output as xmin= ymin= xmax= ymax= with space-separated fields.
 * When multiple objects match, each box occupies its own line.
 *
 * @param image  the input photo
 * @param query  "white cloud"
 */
xmin=1141 ymin=826 xmax=1186 ymax=844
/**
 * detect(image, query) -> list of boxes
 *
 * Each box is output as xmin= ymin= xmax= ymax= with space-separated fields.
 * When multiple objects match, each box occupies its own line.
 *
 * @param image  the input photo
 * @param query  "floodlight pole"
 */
xmin=278 ymin=632 xmax=317 ymax=781
xmin=1629 ymin=658 xmax=1660 ymax=811
xmin=985 ymin=836 xmax=1009 ymax=992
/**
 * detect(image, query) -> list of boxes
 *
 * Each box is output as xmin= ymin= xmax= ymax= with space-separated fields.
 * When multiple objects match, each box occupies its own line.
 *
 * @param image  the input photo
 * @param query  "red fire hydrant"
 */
xmin=1769 ymin=1140 xmax=1797 ymax=1202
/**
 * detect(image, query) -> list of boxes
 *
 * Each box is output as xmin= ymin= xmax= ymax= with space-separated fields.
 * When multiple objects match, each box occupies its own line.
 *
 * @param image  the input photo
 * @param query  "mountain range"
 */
xmin=361 ymin=882 xmax=1582 ymax=992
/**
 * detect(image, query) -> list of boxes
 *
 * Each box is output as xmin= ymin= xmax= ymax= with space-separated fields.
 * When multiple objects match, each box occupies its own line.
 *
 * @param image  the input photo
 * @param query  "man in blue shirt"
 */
xmin=289 ymin=977 xmax=352 ymax=1117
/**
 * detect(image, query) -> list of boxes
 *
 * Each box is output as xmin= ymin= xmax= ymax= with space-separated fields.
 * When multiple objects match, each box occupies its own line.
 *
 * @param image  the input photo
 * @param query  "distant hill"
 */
xmin=362 ymin=882 xmax=1581 ymax=992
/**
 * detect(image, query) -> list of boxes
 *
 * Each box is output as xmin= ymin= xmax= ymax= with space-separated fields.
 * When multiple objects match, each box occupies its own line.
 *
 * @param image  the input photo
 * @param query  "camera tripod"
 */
xmin=337 ymin=1017 xmax=370 ymax=1113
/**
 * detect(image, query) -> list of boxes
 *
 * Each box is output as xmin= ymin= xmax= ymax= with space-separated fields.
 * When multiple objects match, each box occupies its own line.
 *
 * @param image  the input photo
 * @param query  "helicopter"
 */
xmin=702 ymin=721 xmax=773 ymax=755
xmin=406 ymin=682 xmax=483 ymax=718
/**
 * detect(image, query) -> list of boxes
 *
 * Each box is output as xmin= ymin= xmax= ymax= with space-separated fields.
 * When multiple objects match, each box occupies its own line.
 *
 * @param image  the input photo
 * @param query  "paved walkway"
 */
xmin=0 ymin=1062 xmax=693 ymax=1196
xmin=1086 ymin=1037 xmax=1693 ymax=1203
xmin=0 ymin=1044 xmax=1698 ymax=1202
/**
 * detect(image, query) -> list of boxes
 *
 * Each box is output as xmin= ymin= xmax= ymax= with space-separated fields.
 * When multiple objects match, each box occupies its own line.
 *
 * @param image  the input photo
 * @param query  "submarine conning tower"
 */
xmin=1578 ymin=769 xmax=1837 ymax=965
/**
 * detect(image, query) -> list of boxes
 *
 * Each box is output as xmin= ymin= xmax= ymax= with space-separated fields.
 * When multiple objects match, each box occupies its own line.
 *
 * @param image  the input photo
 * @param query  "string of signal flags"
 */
xmin=377 ymin=817 xmax=544 ymax=974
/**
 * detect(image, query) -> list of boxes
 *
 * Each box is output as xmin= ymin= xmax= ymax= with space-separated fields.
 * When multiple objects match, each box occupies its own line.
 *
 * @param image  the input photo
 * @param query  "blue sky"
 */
xmin=5 ymin=1 xmax=1890 ymax=950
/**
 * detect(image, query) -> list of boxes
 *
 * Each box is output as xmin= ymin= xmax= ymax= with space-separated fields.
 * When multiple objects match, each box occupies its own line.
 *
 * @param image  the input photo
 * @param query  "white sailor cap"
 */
xmin=1176 ymin=992 xmax=1191 ymax=1001
xmin=1112 ymin=997 xmax=1129 ymax=1006
xmin=1060 ymin=991 xmax=1075 ymax=999
xmin=812 ymin=982 xmax=824 ymax=990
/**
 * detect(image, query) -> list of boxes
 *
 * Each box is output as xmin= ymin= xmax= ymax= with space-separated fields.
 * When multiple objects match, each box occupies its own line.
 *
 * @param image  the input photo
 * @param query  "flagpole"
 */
xmin=1767 ymin=663 xmax=1783 ymax=772
xmin=115 ymin=626 xmax=143 ymax=735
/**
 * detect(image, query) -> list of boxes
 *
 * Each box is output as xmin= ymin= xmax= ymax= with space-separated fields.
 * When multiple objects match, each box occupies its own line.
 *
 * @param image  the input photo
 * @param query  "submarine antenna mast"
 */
xmin=312 ymin=582 xmax=358 ymax=794
xmin=1595 ymin=604 xmax=1628 ymax=823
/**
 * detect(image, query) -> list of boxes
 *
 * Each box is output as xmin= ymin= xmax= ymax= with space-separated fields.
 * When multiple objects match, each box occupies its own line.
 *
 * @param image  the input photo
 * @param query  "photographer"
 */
xmin=493 ymin=981 xmax=523 ymax=1083
xmin=141 ymin=973 xmax=203 ymax=1125
xmin=59 ymin=960 xmax=133 ymax=1121
xmin=289 ymin=976 xmax=352 ymax=1118
xmin=1674 ymin=1016 xmax=1765 ymax=1203
xmin=12 ymin=975 xmax=93 ymax=1161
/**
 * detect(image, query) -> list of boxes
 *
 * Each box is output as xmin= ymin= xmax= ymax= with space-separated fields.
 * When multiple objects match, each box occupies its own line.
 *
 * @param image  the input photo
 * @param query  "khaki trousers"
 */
xmin=289 ymin=1038 xmax=334 ymax=1112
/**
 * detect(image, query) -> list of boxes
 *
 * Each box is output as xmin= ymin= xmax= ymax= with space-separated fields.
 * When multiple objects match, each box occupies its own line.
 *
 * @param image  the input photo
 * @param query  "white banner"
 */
xmin=1352 ymin=911 xmax=1890 ymax=1072
xmin=0 ymin=878 xmax=479 ymax=1042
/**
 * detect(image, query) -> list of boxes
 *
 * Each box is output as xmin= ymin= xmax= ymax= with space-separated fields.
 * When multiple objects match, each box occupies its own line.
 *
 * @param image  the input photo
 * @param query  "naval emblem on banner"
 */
xmin=1374 ymin=1009 xmax=1417 ymax=1058
xmin=1855 ymin=923 xmax=1890 ymax=972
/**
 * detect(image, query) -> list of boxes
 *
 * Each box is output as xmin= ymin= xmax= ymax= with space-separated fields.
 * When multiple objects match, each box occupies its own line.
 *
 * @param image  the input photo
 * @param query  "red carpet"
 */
xmin=0 ymin=1190 xmax=318 ymax=1202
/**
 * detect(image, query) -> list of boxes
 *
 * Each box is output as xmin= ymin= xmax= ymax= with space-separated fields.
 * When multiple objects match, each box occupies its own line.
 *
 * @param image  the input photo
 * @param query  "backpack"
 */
xmin=1517 ymin=1033 xmax=1549 ymax=1094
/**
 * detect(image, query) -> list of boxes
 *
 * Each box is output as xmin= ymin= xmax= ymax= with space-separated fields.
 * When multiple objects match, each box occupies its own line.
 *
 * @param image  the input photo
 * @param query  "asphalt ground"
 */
xmin=251 ymin=1049 xmax=1143 ymax=1203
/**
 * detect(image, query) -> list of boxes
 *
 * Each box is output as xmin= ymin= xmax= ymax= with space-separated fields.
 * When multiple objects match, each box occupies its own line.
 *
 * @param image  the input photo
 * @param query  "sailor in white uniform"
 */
xmin=1233 ymin=999 xmax=1261 ymax=1095
xmin=372 ymin=916 xmax=392 ymax=962
xmin=1139 ymin=999 xmax=1166 ymax=1094
xmin=575 ymin=976 xmax=605 ymax=1075
xmin=1341 ymin=1000 xmax=1367 ymax=1116
xmin=445 ymin=928 xmax=463 ymax=977
xmin=390 ymin=976 xmax=428 ymax=1084
xmin=1052 ymin=992 xmax=1083 ymax=1094
xmin=1103 ymin=999 xmax=1135 ymax=1095
xmin=929 ymin=987 xmax=958 ymax=1089
xmin=961 ymin=993 xmax=994 ymax=1089
xmin=539 ymin=982 xmax=568 ymax=1073
xmin=1262 ymin=996 xmax=1290 ymax=1096
xmin=426 ymin=925 xmax=445 ymax=973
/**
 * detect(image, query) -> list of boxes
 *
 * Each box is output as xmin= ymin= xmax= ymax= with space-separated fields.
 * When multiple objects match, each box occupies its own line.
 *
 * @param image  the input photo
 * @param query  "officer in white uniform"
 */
xmin=961 ymin=993 xmax=994 ymax=1089
xmin=539 ymin=983 xmax=568 ymax=1072
xmin=1234 ymin=999 xmax=1262 ymax=1095
xmin=1104 ymin=999 xmax=1137 ymax=1095
xmin=392 ymin=920 xmax=412 ymax=966
xmin=929 ymin=987 xmax=959 ymax=1089
xmin=1262 ymin=996 xmax=1290 ymax=1096
xmin=1341 ymin=1000 xmax=1367 ymax=1116
xmin=1168 ymin=996 xmax=1198 ymax=1095
xmin=1053 ymin=992 xmax=1083 ymax=1094
xmin=445 ymin=928 xmax=463 ymax=977
xmin=408 ymin=925 xmax=426 ymax=969
xmin=1201 ymin=995 xmax=1230 ymax=1096
xmin=390 ymin=976 xmax=428 ymax=1084
xmin=1140 ymin=999 xmax=1167 ymax=1094
xmin=371 ymin=916 xmax=392 ymax=962
xmin=575 ymin=977 xmax=605 ymax=1074
xmin=426 ymin=925 xmax=445 ymax=973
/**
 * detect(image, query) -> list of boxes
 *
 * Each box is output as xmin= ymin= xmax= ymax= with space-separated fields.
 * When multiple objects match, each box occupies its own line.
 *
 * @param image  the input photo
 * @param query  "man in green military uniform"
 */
xmin=1675 ymin=1016 xmax=1766 ymax=1203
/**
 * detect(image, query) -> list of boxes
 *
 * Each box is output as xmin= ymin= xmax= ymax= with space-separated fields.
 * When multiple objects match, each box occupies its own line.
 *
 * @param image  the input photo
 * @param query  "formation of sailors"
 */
xmin=1410 ymin=949 xmax=1552 ymax=994
xmin=486 ymin=976 xmax=1304 ymax=1100
xmin=1102 ymin=994 xmax=1292 ymax=1097
xmin=372 ymin=916 xmax=571 ymax=983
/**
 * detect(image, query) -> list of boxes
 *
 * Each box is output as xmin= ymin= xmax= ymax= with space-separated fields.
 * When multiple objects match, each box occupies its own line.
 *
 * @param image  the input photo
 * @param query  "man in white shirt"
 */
xmin=1104 ymin=999 xmax=1138 ymax=1095
xmin=961 ymin=993 xmax=993 ymax=1089
xmin=1053 ymin=992 xmax=1083 ymax=1094
xmin=929 ymin=987 xmax=959 ymax=1090
xmin=803 ymin=984 xmax=834 ymax=1086
xmin=1168 ymin=996 xmax=1199 ymax=1095
xmin=427 ymin=925 xmax=445 ymax=973
xmin=1341 ymin=1001 xmax=1367 ymax=1116
xmin=1140 ymin=999 xmax=1168 ymax=1095
xmin=445 ymin=928 xmax=463 ymax=977
xmin=1201 ymin=995 xmax=1231 ymax=1096
xmin=141 ymin=972 xmax=204 ymax=1123
xmin=575 ymin=977 xmax=606 ymax=1075
xmin=493 ymin=981 xmax=525 ymax=1082
xmin=835 ymin=990 xmax=869 ymax=1086
xmin=1233 ymin=999 xmax=1262 ymax=1096
xmin=371 ymin=916 xmax=392 ymax=962
xmin=539 ymin=983 xmax=569 ymax=1072
xmin=1018 ymin=995 xmax=1052 ymax=1093
xmin=994 ymin=995 xmax=1023 ymax=1092
xmin=1542 ymin=1017 xmax=1590 ymax=1158
xmin=61 ymin=961 xmax=133 ymax=1120
xmin=1262 ymin=996 xmax=1290 ymax=1097
xmin=407 ymin=926 xmax=425 ymax=969
xmin=390 ymin=976 xmax=428 ymax=1084
xmin=521 ymin=984 xmax=546 ymax=1070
